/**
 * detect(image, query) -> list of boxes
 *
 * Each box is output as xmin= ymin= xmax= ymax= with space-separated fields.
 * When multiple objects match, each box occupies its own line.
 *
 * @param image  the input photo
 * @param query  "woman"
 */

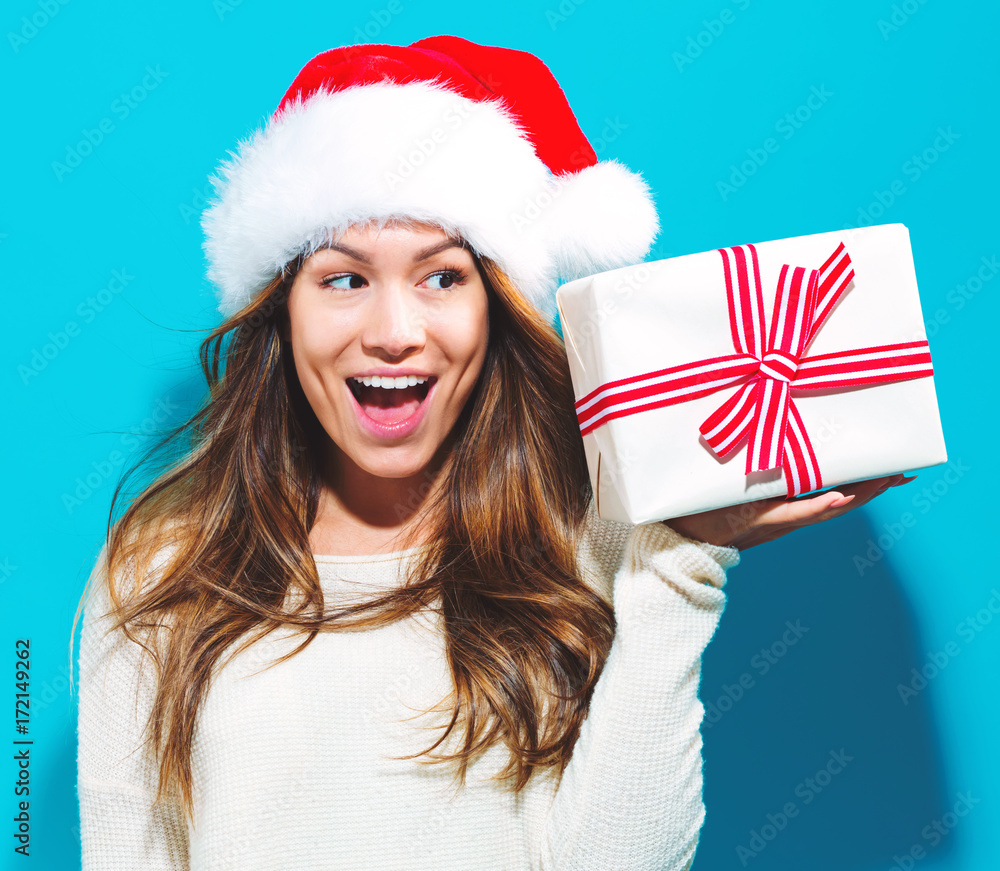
xmin=74 ymin=36 xmax=908 ymax=870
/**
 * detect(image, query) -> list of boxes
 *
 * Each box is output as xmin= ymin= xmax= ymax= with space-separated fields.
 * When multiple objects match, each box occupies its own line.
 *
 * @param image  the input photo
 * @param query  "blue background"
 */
xmin=2 ymin=0 xmax=996 ymax=868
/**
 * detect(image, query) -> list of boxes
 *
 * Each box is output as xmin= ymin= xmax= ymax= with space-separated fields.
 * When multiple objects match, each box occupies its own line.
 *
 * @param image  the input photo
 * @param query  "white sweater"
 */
xmin=76 ymin=514 xmax=739 ymax=870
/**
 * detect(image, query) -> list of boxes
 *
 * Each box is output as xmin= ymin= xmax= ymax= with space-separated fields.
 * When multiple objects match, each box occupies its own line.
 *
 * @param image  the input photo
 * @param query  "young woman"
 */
xmin=74 ymin=36 xmax=908 ymax=870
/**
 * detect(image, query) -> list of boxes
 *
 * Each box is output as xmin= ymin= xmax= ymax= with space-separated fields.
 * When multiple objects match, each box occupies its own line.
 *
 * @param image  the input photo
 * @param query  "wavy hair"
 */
xmin=72 ymin=241 xmax=616 ymax=822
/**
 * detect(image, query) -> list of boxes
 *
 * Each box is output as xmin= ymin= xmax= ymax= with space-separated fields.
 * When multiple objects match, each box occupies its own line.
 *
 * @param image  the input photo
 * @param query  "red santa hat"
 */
xmin=201 ymin=35 xmax=659 ymax=321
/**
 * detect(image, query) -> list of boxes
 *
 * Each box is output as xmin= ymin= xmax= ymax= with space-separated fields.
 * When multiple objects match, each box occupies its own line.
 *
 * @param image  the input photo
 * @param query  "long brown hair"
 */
xmin=72 ymin=246 xmax=616 ymax=822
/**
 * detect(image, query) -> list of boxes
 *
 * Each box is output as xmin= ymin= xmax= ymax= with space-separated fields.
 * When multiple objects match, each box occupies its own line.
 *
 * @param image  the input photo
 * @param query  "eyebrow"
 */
xmin=316 ymin=237 xmax=467 ymax=265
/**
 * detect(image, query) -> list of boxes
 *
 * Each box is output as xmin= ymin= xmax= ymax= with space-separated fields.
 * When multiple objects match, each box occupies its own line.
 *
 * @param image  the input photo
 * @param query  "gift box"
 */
xmin=555 ymin=223 xmax=948 ymax=524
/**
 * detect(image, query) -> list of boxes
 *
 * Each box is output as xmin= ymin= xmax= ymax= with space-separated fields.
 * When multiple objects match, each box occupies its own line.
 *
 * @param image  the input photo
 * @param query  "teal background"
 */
xmin=2 ymin=0 xmax=996 ymax=868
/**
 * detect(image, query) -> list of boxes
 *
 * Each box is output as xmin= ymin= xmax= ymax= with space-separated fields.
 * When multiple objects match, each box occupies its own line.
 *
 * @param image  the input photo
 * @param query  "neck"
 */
xmin=310 ymin=449 xmax=447 ymax=556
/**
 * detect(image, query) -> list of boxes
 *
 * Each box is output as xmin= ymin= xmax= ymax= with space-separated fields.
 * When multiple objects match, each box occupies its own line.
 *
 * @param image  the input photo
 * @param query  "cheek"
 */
xmin=288 ymin=317 xmax=353 ymax=391
xmin=445 ymin=298 xmax=490 ymax=371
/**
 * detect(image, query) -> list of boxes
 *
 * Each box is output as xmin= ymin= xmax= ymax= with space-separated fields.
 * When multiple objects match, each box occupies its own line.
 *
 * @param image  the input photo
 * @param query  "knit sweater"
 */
xmin=76 ymin=513 xmax=740 ymax=870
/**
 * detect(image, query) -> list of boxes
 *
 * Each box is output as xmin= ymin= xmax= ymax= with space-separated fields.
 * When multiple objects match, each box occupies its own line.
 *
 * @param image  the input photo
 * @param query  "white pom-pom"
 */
xmin=546 ymin=160 xmax=660 ymax=282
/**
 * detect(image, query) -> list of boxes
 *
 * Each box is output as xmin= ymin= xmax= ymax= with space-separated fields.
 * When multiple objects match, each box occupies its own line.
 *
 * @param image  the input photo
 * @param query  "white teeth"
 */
xmin=352 ymin=375 xmax=428 ymax=390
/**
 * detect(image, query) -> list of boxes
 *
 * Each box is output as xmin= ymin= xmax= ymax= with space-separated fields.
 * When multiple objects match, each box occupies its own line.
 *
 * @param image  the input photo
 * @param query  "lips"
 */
xmin=348 ymin=376 xmax=434 ymax=429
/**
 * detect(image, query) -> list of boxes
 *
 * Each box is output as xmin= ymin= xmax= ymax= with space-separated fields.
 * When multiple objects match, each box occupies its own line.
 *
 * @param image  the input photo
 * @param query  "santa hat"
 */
xmin=201 ymin=35 xmax=659 ymax=322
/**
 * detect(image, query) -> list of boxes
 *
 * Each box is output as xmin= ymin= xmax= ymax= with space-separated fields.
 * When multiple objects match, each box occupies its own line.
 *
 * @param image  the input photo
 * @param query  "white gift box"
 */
xmin=555 ymin=223 xmax=948 ymax=524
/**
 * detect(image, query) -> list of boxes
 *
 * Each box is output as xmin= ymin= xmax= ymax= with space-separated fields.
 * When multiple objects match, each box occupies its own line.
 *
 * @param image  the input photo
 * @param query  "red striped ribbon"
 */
xmin=574 ymin=242 xmax=934 ymax=497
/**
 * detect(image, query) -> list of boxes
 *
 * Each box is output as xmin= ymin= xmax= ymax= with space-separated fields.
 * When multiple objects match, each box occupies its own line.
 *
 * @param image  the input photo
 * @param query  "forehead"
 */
xmin=300 ymin=221 xmax=474 ymax=270
xmin=338 ymin=219 xmax=454 ymax=245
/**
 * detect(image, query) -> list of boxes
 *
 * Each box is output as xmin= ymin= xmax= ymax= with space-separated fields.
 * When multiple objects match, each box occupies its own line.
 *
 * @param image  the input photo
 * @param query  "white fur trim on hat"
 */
xmin=201 ymin=81 xmax=659 ymax=321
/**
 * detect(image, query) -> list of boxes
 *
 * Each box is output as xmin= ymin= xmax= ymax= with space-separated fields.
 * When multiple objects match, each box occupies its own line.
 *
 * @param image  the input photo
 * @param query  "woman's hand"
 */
xmin=663 ymin=474 xmax=917 ymax=550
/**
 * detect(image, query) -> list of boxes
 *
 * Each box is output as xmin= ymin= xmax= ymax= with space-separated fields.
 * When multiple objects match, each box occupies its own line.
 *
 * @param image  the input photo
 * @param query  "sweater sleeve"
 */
xmin=537 ymin=520 xmax=739 ymax=871
xmin=76 ymin=542 xmax=190 ymax=871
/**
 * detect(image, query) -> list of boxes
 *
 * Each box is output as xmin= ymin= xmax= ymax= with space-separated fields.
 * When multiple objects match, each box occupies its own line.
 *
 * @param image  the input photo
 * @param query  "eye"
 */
xmin=424 ymin=269 xmax=467 ymax=290
xmin=320 ymin=273 xmax=366 ymax=290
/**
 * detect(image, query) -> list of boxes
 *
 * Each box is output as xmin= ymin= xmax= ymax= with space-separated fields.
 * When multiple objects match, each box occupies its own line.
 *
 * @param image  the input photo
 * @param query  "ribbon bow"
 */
xmin=575 ymin=242 xmax=934 ymax=497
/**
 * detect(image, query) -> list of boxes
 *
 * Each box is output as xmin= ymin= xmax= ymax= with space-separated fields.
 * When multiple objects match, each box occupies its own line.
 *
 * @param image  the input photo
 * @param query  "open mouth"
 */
xmin=347 ymin=374 xmax=435 ymax=427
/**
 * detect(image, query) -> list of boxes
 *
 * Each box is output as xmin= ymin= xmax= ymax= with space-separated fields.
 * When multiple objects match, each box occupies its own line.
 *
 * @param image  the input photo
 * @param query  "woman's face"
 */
xmin=285 ymin=222 xmax=489 ymax=484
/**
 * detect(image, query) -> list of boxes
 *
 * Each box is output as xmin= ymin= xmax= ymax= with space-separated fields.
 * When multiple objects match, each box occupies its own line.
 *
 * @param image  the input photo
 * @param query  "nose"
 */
xmin=360 ymin=282 xmax=426 ymax=361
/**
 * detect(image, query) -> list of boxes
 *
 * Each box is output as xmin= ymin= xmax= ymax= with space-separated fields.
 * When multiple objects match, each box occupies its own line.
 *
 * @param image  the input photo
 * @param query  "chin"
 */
xmin=353 ymin=446 xmax=439 ymax=482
